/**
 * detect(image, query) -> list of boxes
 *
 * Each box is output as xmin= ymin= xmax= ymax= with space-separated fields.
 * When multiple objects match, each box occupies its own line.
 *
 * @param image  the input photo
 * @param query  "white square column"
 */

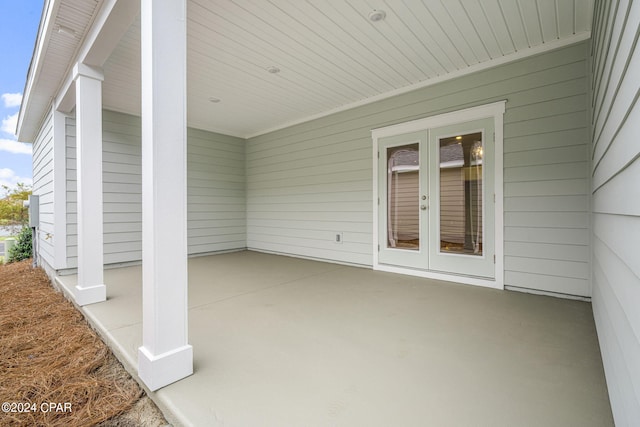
xmin=74 ymin=64 xmax=106 ymax=306
xmin=137 ymin=0 xmax=193 ymax=391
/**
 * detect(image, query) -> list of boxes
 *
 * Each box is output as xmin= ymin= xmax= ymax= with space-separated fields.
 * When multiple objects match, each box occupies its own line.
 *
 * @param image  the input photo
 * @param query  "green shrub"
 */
xmin=7 ymin=226 xmax=32 ymax=263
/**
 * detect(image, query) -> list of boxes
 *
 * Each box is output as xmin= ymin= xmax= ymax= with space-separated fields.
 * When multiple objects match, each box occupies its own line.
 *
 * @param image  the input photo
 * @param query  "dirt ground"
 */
xmin=0 ymin=260 xmax=168 ymax=427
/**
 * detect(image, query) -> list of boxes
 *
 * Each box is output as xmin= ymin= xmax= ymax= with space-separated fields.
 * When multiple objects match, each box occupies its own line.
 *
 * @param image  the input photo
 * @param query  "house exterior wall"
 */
xmin=590 ymin=1 xmax=640 ymax=425
xmin=66 ymin=111 xmax=143 ymax=266
xmin=186 ymin=127 xmax=246 ymax=254
xmin=31 ymin=109 xmax=54 ymax=267
xmin=247 ymin=41 xmax=591 ymax=297
xmin=65 ymin=110 xmax=246 ymax=269
xmin=65 ymin=116 xmax=76 ymax=267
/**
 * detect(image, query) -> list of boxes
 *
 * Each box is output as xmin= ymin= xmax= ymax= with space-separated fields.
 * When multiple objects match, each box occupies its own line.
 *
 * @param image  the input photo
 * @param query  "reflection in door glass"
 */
xmin=387 ymin=144 xmax=419 ymax=250
xmin=439 ymin=132 xmax=483 ymax=256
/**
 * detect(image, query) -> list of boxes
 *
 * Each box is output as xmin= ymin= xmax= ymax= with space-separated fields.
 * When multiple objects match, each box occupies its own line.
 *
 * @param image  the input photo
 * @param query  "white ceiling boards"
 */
xmin=20 ymin=0 xmax=594 ymax=141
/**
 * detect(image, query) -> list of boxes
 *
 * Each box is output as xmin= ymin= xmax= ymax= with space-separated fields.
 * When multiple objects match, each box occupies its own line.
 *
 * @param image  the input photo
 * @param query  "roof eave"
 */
xmin=16 ymin=0 xmax=59 ymax=143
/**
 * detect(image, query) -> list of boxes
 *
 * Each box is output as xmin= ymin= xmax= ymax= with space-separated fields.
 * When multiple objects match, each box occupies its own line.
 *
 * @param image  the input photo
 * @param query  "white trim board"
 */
xmin=372 ymin=100 xmax=506 ymax=290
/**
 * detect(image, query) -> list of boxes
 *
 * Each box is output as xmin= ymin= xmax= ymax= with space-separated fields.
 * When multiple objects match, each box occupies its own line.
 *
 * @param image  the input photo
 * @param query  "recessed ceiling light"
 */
xmin=267 ymin=66 xmax=280 ymax=74
xmin=455 ymin=136 xmax=462 ymax=140
xmin=368 ymin=10 xmax=386 ymax=22
xmin=208 ymin=97 xmax=221 ymax=103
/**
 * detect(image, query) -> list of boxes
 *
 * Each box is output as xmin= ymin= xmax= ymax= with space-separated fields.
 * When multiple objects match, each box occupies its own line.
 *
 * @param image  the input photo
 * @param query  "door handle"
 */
xmin=420 ymin=205 xmax=427 ymax=210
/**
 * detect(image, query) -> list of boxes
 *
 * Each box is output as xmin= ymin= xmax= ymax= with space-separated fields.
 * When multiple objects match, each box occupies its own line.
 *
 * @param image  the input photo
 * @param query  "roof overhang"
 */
xmin=17 ymin=0 xmax=138 ymax=142
xmin=18 ymin=0 xmax=594 ymax=142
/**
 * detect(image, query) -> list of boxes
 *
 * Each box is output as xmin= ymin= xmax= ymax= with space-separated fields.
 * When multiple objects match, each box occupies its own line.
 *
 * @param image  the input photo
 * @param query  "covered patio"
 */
xmin=19 ymin=0 xmax=640 ymax=424
xmin=55 ymin=251 xmax=613 ymax=426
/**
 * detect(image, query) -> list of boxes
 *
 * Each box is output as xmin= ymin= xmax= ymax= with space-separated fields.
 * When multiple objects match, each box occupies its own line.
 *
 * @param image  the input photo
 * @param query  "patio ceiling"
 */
xmin=19 ymin=0 xmax=594 ymax=141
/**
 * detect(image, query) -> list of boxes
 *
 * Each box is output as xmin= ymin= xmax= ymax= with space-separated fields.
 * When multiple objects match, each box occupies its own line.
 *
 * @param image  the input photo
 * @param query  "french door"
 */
xmin=377 ymin=118 xmax=495 ymax=279
xmin=377 ymin=131 xmax=428 ymax=269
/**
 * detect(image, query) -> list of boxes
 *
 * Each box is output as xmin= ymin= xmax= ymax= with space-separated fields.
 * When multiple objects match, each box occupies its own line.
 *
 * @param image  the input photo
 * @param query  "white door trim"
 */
xmin=372 ymin=100 xmax=505 ymax=290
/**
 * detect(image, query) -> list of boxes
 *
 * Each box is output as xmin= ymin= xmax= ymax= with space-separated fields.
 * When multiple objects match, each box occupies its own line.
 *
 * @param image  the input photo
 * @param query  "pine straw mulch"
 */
xmin=0 ymin=259 xmax=162 ymax=427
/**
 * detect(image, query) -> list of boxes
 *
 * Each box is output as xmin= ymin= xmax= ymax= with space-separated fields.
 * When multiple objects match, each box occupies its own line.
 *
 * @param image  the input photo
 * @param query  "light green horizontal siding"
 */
xmin=187 ymin=127 xmax=246 ymax=254
xmin=65 ymin=112 xmax=143 ymax=266
xmin=65 ymin=116 xmax=76 ymax=267
xmin=32 ymin=110 xmax=55 ymax=267
xmin=65 ymin=110 xmax=246 ymax=267
xmin=590 ymin=0 xmax=640 ymax=425
xmin=247 ymin=41 xmax=591 ymax=295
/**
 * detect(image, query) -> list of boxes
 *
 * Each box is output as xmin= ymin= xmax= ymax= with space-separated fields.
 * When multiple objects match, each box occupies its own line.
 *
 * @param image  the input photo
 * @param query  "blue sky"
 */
xmin=0 ymin=1 xmax=44 ymax=195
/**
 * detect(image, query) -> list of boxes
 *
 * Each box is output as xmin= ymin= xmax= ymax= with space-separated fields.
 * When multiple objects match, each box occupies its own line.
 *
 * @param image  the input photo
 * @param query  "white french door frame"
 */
xmin=371 ymin=101 xmax=506 ymax=290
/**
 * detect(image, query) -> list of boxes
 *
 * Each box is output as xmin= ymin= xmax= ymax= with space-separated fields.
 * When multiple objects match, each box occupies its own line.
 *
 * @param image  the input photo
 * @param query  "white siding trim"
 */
xmin=371 ymin=101 xmax=505 ymax=290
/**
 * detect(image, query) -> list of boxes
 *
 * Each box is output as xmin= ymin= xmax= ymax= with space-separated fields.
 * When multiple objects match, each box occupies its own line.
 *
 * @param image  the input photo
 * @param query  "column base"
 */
xmin=138 ymin=344 xmax=193 ymax=391
xmin=74 ymin=284 xmax=106 ymax=306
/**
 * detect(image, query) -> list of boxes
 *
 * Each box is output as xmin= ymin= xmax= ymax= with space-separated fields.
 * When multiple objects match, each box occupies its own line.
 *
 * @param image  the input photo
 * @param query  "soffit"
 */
xmin=18 ymin=0 xmax=103 ymax=142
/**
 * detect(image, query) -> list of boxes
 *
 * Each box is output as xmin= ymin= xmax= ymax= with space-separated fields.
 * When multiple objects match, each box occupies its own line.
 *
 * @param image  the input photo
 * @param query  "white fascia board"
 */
xmin=16 ymin=0 xmax=60 ymax=142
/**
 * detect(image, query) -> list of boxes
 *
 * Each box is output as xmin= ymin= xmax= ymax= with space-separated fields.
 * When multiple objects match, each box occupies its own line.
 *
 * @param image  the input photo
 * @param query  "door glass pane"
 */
xmin=439 ymin=132 xmax=483 ymax=256
xmin=387 ymin=144 xmax=419 ymax=250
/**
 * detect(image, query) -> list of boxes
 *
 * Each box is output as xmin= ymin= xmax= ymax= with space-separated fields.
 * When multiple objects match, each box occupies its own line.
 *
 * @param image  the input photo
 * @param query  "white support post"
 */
xmin=138 ymin=0 xmax=192 ymax=391
xmin=74 ymin=64 xmax=106 ymax=306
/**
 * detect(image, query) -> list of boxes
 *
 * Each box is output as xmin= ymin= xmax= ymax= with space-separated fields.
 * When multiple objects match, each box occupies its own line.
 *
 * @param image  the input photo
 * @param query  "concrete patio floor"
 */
xmin=55 ymin=251 xmax=613 ymax=426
